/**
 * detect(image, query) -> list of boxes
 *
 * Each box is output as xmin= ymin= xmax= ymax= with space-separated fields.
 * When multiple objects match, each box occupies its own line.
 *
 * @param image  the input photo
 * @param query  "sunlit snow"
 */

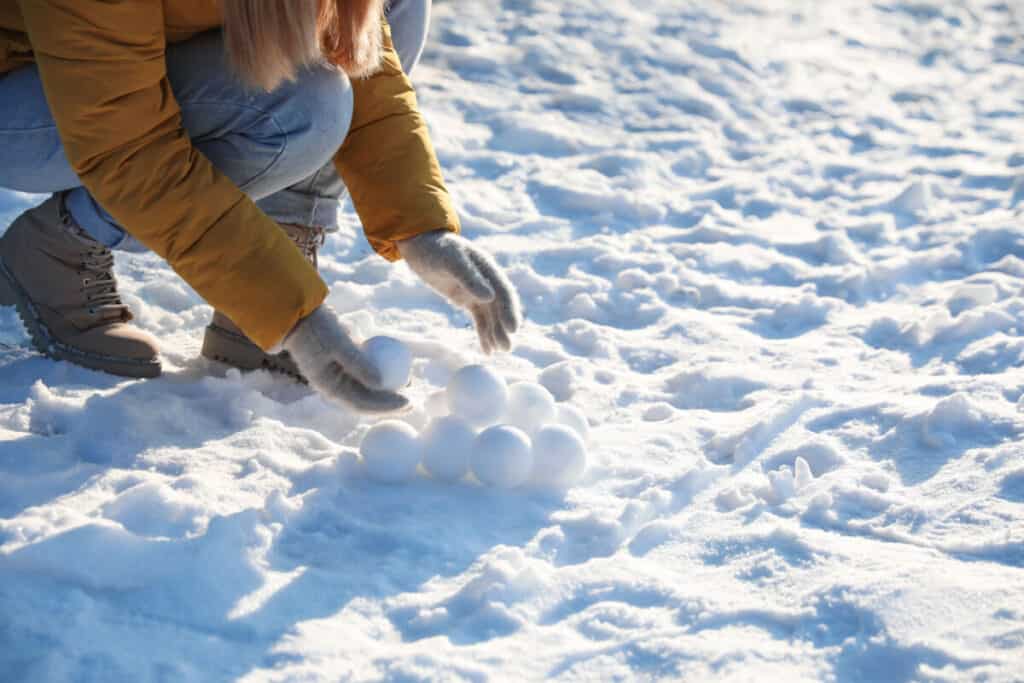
xmin=2 ymin=0 xmax=1023 ymax=680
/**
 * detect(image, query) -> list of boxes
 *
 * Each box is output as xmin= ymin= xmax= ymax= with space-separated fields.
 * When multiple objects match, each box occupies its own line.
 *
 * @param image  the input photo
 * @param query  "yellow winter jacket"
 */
xmin=0 ymin=1 xmax=460 ymax=350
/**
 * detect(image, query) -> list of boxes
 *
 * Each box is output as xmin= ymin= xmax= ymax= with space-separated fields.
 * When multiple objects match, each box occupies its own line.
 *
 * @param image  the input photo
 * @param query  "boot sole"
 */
xmin=201 ymin=323 xmax=305 ymax=381
xmin=0 ymin=258 xmax=162 ymax=379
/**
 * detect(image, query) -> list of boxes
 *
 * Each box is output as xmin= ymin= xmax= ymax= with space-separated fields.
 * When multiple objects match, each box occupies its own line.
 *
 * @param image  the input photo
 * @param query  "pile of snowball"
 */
xmin=357 ymin=339 xmax=589 ymax=489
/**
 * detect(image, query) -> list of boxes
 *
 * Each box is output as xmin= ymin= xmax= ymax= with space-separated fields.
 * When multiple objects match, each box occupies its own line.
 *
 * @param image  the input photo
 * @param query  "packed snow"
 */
xmin=470 ymin=425 xmax=534 ymax=489
xmin=357 ymin=361 xmax=588 ymax=489
xmin=529 ymin=425 xmax=588 ymax=490
xmin=420 ymin=416 xmax=475 ymax=482
xmin=360 ymin=337 xmax=413 ymax=392
xmin=446 ymin=364 xmax=509 ymax=427
xmin=2 ymin=0 xmax=1024 ymax=680
xmin=504 ymin=381 xmax=558 ymax=434
xmin=360 ymin=421 xmax=422 ymax=484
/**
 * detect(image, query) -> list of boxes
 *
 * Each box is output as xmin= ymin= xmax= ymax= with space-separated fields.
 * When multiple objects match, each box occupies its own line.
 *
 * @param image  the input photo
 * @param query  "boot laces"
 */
xmin=80 ymin=245 xmax=128 ymax=323
xmin=56 ymin=193 xmax=129 ymax=325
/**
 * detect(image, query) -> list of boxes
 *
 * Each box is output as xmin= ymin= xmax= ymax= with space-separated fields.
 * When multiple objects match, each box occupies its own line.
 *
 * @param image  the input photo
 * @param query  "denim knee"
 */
xmin=271 ymin=66 xmax=353 ymax=187
xmin=386 ymin=0 xmax=432 ymax=73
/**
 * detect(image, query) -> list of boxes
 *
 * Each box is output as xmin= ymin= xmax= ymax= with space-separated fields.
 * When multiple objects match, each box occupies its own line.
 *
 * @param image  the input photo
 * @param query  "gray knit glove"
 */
xmin=398 ymin=230 xmax=522 ymax=354
xmin=283 ymin=305 xmax=409 ymax=414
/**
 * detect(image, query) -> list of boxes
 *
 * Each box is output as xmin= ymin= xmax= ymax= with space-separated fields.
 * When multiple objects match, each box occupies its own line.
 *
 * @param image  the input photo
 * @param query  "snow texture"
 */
xmin=360 ymin=421 xmax=422 ymax=484
xmin=361 ymin=337 xmax=412 ymax=392
xmin=420 ymin=415 xmax=475 ymax=482
xmin=446 ymin=364 xmax=509 ymax=427
xmin=2 ymin=0 xmax=1024 ymax=680
xmin=470 ymin=425 xmax=534 ymax=489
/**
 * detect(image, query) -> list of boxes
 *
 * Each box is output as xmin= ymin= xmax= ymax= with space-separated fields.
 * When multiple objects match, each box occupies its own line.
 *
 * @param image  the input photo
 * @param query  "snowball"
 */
xmin=447 ymin=365 xmax=509 ymax=427
xmin=471 ymin=425 xmax=533 ymax=488
xmin=504 ymin=382 xmax=556 ymax=434
xmin=555 ymin=403 xmax=590 ymax=443
xmin=362 ymin=336 xmax=412 ymax=391
xmin=421 ymin=416 xmax=475 ymax=482
xmin=424 ymin=390 xmax=449 ymax=419
xmin=422 ymin=359 xmax=454 ymax=387
xmin=530 ymin=425 xmax=587 ymax=488
xmin=360 ymin=420 xmax=421 ymax=483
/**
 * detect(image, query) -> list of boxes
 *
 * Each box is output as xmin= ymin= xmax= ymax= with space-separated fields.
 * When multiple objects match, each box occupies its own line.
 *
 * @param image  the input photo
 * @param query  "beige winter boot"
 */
xmin=0 ymin=194 xmax=161 ymax=378
xmin=200 ymin=223 xmax=325 ymax=378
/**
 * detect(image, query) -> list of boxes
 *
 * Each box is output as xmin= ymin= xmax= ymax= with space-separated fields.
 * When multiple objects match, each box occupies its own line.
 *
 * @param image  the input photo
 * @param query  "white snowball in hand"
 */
xmin=360 ymin=420 xmax=421 ymax=483
xmin=531 ymin=425 xmax=587 ymax=488
xmin=421 ymin=416 xmax=475 ymax=482
xmin=447 ymin=364 xmax=508 ymax=427
xmin=362 ymin=336 xmax=412 ymax=391
xmin=555 ymin=403 xmax=590 ymax=443
xmin=471 ymin=425 xmax=533 ymax=488
xmin=504 ymin=382 xmax=556 ymax=434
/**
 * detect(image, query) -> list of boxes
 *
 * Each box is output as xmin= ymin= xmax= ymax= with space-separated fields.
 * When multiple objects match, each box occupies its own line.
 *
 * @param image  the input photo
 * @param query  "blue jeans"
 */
xmin=0 ymin=0 xmax=431 ymax=251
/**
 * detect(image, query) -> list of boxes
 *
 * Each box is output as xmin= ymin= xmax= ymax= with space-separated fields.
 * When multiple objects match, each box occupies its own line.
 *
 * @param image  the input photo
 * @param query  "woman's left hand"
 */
xmin=398 ymin=230 xmax=522 ymax=354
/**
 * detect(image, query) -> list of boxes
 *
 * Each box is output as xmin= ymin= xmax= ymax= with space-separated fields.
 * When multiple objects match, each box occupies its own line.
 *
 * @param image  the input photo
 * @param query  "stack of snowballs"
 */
xmin=358 ymin=339 xmax=589 ymax=489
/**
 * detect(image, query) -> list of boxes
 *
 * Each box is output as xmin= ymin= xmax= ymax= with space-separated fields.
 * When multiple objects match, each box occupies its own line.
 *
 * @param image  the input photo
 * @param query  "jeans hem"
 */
xmin=257 ymin=193 xmax=345 ymax=231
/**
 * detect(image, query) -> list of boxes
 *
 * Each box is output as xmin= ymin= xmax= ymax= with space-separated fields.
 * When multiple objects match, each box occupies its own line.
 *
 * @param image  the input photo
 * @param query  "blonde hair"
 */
xmin=222 ymin=0 xmax=386 ymax=91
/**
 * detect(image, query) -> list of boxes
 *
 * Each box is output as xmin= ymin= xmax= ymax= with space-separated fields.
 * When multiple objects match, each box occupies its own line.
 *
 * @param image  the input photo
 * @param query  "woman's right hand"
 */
xmin=282 ymin=305 xmax=409 ymax=414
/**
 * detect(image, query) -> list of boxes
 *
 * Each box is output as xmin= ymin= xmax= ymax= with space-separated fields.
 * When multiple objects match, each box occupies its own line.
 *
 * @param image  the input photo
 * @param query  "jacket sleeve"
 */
xmin=334 ymin=18 xmax=460 ymax=262
xmin=17 ymin=0 xmax=327 ymax=351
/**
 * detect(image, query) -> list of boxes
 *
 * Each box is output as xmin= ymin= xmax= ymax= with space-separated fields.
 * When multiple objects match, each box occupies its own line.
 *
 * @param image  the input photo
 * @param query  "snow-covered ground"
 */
xmin=2 ymin=0 xmax=1024 ymax=680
